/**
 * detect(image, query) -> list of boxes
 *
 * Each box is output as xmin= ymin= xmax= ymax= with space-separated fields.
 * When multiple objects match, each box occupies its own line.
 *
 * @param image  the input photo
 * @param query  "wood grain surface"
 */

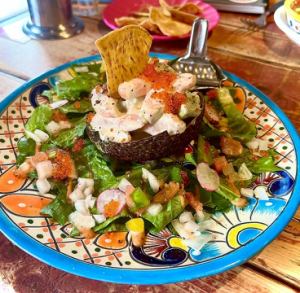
xmin=0 ymin=7 xmax=299 ymax=293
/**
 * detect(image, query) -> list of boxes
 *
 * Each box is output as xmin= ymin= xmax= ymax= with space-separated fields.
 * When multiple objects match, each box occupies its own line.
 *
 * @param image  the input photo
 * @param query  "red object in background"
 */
xmin=102 ymin=0 xmax=220 ymax=41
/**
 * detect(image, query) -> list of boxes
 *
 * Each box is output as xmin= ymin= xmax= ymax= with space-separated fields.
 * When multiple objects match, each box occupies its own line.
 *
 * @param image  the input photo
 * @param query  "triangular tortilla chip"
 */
xmin=95 ymin=25 xmax=152 ymax=97
xmin=149 ymin=7 xmax=191 ymax=37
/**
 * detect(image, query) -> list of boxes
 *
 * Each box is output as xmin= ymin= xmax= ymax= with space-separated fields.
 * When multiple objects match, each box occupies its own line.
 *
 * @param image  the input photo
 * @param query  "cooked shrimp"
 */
xmin=172 ymin=73 xmax=196 ymax=93
xmin=91 ymin=88 xmax=146 ymax=133
xmin=143 ymin=113 xmax=186 ymax=136
xmin=141 ymin=89 xmax=165 ymax=124
xmin=118 ymin=78 xmax=151 ymax=100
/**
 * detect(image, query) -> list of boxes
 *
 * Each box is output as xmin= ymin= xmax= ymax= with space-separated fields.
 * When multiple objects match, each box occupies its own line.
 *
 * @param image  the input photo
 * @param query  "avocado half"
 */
xmin=87 ymin=93 xmax=205 ymax=162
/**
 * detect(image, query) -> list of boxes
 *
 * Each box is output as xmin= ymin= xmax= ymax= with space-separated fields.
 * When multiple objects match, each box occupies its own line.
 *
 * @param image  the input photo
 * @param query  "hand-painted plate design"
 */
xmin=0 ymin=53 xmax=299 ymax=285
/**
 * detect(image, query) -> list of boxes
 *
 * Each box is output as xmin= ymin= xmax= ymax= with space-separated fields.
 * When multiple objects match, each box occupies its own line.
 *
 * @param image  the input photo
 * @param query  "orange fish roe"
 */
xmin=152 ymin=91 xmax=186 ymax=114
xmin=52 ymin=150 xmax=74 ymax=180
xmin=74 ymin=101 xmax=81 ymax=109
xmin=103 ymin=200 xmax=120 ymax=218
xmin=52 ymin=109 xmax=67 ymax=122
xmin=86 ymin=112 xmax=95 ymax=123
xmin=141 ymin=62 xmax=176 ymax=90
xmin=72 ymin=138 xmax=85 ymax=153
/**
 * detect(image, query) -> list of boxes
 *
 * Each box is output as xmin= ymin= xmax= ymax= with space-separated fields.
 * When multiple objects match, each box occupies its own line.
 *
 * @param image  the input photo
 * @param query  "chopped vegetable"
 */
xmin=196 ymin=163 xmax=220 ymax=192
xmin=25 ymin=105 xmax=53 ymax=133
xmin=217 ymin=88 xmax=256 ymax=143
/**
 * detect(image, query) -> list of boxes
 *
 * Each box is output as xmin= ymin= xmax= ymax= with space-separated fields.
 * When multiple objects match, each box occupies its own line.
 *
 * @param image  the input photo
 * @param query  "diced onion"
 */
xmin=118 ymin=178 xmax=134 ymax=193
xmin=94 ymin=214 xmax=106 ymax=224
xmin=240 ymin=188 xmax=254 ymax=198
xmin=142 ymin=168 xmax=160 ymax=193
xmin=34 ymin=129 xmax=49 ymax=142
xmin=36 ymin=160 xmax=53 ymax=179
xmin=75 ymin=199 xmax=90 ymax=215
xmin=69 ymin=211 xmax=95 ymax=230
xmin=49 ymin=99 xmax=68 ymax=109
xmin=36 ymin=178 xmax=51 ymax=195
xmin=25 ymin=130 xmax=41 ymax=144
xmin=238 ymin=163 xmax=253 ymax=180
xmin=147 ymin=203 xmax=163 ymax=216
xmin=69 ymin=188 xmax=85 ymax=202
xmin=45 ymin=121 xmax=61 ymax=135
xmin=179 ymin=211 xmax=194 ymax=223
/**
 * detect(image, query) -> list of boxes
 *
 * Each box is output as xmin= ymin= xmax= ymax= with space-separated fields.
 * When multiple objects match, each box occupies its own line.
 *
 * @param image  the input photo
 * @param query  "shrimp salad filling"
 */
xmin=15 ymin=58 xmax=280 ymax=252
xmin=90 ymin=60 xmax=200 ymax=143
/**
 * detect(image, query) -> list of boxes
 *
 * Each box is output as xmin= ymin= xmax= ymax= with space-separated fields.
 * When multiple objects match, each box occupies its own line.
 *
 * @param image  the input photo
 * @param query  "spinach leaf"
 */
xmin=218 ymin=88 xmax=256 ymax=143
xmin=41 ymin=181 xmax=74 ymax=225
xmin=25 ymin=105 xmax=52 ymax=132
xmin=142 ymin=195 xmax=184 ymax=232
xmin=51 ymin=117 xmax=86 ymax=148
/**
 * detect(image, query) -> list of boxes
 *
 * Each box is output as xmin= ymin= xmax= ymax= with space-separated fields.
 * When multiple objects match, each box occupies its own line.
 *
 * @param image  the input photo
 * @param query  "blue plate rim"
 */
xmin=0 ymin=53 xmax=299 ymax=285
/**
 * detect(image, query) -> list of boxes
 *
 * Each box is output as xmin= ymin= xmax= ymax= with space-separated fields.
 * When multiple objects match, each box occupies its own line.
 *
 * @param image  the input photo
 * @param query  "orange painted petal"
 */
xmin=96 ymin=232 xmax=128 ymax=250
xmin=0 ymin=194 xmax=52 ymax=217
xmin=0 ymin=166 xmax=26 ymax=193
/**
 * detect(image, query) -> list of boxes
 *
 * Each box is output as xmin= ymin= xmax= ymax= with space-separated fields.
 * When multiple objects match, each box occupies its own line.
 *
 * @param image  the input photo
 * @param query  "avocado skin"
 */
xmin=87 ymin=94 xmax=204 ymax=162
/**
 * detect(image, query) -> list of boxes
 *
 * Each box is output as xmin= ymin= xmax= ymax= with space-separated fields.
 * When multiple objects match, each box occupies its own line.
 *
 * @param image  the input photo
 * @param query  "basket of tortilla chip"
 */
xmin=87 ymin=25 xmax=204 ymax=162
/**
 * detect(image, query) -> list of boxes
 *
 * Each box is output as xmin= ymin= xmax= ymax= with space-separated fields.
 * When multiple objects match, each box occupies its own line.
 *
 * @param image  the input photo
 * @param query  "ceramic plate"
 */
xmin=274 ymin=6 xmax=300 ymax=46
xmin=0 ymin=53 xmax=299 ymax=285
xmin=102 ymin=0 xmax=219 ymax=41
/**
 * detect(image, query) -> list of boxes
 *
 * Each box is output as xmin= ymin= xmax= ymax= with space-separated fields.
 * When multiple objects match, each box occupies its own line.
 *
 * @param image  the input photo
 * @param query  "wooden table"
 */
xmin=0 ymin=5 xmax=299 ymax=293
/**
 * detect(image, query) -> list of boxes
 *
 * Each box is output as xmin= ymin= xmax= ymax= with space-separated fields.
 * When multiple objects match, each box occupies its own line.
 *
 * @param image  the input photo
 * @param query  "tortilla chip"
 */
xmin=149 ymin=7 xmax=191 ymax=36
xmin=95 ymin=25 xmax=152 ymax=97
xmin=178 ymin=3 xmax=202 ymax=15
xmin=169 ymin=8 xmax=198 ymax=25
xmin=140 ymin=19 xmax=161 ymax=35
xmin=115 ymin=16 xmax=146 ymax=27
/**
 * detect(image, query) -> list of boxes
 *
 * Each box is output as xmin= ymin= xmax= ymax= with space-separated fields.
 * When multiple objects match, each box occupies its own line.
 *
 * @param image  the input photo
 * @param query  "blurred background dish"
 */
xmin=284 ymin=0 xmax=300 ymax=34
xmin=274 ymin=5 xmax=300 ymax=45
xmin=102 ymin=0 xmax=220 ymax=40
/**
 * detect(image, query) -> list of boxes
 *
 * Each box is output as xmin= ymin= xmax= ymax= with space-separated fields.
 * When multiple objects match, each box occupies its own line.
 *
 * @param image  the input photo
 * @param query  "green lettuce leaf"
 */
xmin=76 ymin=143 xmax=117 ymax=191
xmin=41 ymin=181 xmax=74 ymax=225
xmin=215 ymin=183 xmax=239 ymax=202
xmin=93 ymin=210 xmax=130 ymax=232
xmin=51 ymin=117 xmax=86 ymax=148
xmin=60 ymin=99 xmax=93 ymax=114
xmin=25 ymin=105 xmax=52 ymax=132
xmin=142 ymin=195 xmax=184 ymax=232
xmin=232 ymin=150 xmax=281 ymax=174
xmin=16 ymin=137 xmax=36 ymax=165
xmin=218 ymin=88 xmax=256 ymax=143
xmin=56 ymin=74 xmax=99 ymax=101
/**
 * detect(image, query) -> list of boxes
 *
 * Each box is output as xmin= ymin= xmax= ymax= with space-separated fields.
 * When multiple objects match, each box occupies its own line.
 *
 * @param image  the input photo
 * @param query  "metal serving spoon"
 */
xmin=172 ymin=18 xmax=226 ymax=88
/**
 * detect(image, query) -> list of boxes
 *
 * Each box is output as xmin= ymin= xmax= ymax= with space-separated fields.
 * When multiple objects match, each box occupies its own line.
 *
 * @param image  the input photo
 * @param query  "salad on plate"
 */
xmin=14 ymin=25 xmax=280 ymax=252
